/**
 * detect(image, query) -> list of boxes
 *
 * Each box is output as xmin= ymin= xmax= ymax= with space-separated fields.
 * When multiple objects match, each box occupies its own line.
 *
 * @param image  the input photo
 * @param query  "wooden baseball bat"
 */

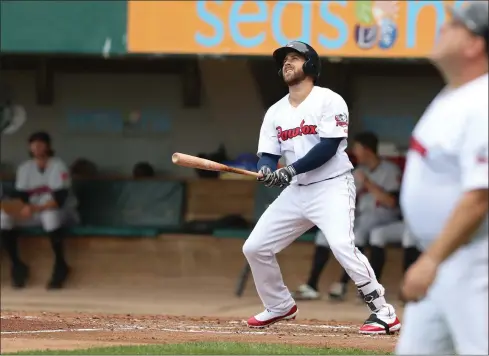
xmin=172 ymin=152 xmax=262 ymax=178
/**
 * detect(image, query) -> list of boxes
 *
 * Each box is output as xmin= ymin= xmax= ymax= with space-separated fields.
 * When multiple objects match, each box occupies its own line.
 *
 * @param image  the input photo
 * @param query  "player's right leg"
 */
xmin=243 ymin=184 xmax=313 ymax=328
xmin=443 ymin=237 xmax=488 ymax=355
xmin=306 ymin=174 xmax=400 ymax=334
xmin=395 ymin=297 xmax=455 ymax=355
xmin=328 ymin=214 xmax=370 ymax=301
xmin=1 ymin=210 xmax=30 ymax=288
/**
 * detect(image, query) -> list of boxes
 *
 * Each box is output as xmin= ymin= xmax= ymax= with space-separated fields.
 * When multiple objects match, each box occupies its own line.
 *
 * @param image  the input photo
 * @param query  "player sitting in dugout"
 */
xmin=0 ymin=131 xmax=79 ymax=289
xmin=293 ymin=132 xmax=419 ymax=301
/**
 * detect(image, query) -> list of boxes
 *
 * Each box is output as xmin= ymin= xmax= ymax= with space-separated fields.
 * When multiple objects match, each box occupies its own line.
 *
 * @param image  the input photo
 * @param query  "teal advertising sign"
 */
xmin=1 ymin=1 xmax=127 ymax=55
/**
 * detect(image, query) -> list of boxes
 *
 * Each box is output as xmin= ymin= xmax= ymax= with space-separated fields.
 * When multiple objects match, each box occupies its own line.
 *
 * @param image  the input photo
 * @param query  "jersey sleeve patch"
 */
xmin=334 ymin=113 xmax=349 ymax=128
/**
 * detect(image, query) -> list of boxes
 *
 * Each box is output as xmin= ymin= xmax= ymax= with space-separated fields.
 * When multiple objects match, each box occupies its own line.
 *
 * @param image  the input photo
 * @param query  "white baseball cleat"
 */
xmin=291 ymin=284 xmax=321 ymax=300
xmin=359 ymin=304 xmax=401 ymax=334
xmin=247 ymin=305 xmax=298 ymax=328
xmin=328 ymin=282 xmax=347 ymax=301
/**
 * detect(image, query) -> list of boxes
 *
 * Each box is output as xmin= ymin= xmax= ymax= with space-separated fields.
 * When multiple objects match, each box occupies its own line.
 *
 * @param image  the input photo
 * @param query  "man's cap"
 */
xmin=447 ymin=1 xmax=489 ymax=52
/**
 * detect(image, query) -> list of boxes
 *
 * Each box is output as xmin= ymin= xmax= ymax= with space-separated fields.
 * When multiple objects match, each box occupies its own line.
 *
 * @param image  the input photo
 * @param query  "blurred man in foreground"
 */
xmin=396 ymin=2 xmax=488 ymax=354
xmin=1 ymin=132 xmax=79 ymax=289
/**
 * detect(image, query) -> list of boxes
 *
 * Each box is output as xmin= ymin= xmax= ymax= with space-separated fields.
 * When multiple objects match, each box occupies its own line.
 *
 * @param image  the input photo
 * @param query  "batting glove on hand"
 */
xmin=257 ymin=166 xmax=278 ymax=188
xmin=270 ymin=165 xmax=297 ymax=188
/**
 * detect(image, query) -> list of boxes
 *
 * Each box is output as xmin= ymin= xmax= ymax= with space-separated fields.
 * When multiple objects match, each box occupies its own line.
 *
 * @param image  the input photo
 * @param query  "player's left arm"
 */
xmin=291 ymin=94 xmax=348 ymax=174
xmin=32 ymin=160 xmax=71 ymax=212
xmin=424 ymin=113 xmax=488 ymax=266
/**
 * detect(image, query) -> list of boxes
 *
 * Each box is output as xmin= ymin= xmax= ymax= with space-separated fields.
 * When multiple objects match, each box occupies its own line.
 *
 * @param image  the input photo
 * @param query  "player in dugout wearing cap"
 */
xmin=1 ymin=131 xmax=79 ymax=289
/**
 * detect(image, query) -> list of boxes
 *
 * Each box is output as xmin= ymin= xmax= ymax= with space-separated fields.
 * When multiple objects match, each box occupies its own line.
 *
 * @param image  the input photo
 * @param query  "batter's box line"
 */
xmin=0 ymin=315 xmax=39 ymax=320
xmin=0 ymin=316 xmax=353 ymax=331
xmin=155 ymin=327 xmax=391 ymax=339
xmin=227 ymin=320 xmax=353 ymax=329
xmin=184 ymin=323 xmax=353 ymax=331
xmin=1 ymin=325 xmax=391 ymax=339
xmin=1 ymin=326 xmax=141 ymax=335
xmin=227 ymin=321 xmax=353 ymax=330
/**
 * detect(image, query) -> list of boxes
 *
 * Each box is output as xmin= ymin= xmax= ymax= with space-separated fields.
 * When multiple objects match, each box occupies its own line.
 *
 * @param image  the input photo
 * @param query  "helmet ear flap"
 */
xmin=302 ymin=59 xmax=314 ymax=76
xmin=302 ymin=59 xmax=320 ymax=83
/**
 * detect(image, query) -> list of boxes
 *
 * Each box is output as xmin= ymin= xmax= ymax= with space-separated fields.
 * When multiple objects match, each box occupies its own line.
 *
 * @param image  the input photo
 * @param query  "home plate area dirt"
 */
xmin=1 ymin=311 xmax=398 ymax=353
xmin=0 ymin=235 xmax=406 ymax=353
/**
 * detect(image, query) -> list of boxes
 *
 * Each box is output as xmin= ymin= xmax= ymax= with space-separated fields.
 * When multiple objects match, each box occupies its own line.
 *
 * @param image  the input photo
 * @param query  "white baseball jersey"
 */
xmin=400 ymin=73 xmax=488 ymax=250
xmin=257 ymin=86 xmax=353 ymax=185
xmin=15 ymin=157 xmax=78 ymax=209
xmin=356 ymin=160 xmax=402 ymax=216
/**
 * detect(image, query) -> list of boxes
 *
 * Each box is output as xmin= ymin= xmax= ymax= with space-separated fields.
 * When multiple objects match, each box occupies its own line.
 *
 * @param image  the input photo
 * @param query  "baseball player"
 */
xmin=293 ymin=132 xmax=403 ymax=301
xmin=242 ymin=41 xmax=401 ymax=334
xmin=0 ymin=131 xmax=79 ymax=289
xmin=396 ymin=2 xmax=488 ymax=354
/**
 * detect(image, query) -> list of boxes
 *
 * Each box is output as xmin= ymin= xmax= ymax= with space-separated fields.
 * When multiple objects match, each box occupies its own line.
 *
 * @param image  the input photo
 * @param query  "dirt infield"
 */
xmin=1 ymin=311 xmax=399 ymax=353
xmin=1 ymin=235 xmax=405 ymax=353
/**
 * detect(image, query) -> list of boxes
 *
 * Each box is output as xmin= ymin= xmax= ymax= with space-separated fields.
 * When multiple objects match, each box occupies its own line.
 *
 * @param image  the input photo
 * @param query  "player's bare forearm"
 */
xmin=425 ymin=188 xmax=488 ymax=265
xmin=364 ymin=180 xmax=397 ymax=208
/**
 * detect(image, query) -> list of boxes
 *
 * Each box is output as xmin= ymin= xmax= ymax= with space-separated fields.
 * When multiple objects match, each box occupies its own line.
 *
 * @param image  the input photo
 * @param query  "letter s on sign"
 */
xmin=195 ymin=1 xmax=225 ymax=47
xmin=272 ymin=1 xmax=312 ymax=45
xmin=318 ymin=1 xmax=348 ymax=50
xmin=230 ymin=1 xmax=267 ymax=48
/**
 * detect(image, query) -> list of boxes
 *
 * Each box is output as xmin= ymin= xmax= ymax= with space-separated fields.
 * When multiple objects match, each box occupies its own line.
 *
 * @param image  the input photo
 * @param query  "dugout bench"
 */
xmin=0 ymin=178 xmax=186 ymax=238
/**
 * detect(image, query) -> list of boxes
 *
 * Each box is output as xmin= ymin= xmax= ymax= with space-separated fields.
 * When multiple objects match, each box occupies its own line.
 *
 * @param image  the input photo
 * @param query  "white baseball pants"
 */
xmin=243 ymin=173 xmax=381 ymax=312
xmin=1 ymin=209 xmax=78 ymax=232
xmin=396 ymin=237 xmax=488 ymax=355
xmin=369 ymin=221 xmax=418 ymax=248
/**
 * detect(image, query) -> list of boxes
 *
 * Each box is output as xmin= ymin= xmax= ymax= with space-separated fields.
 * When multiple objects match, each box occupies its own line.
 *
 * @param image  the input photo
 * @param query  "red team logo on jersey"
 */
xmin=276 ymin=120 xmax=317 ymax=142
xmin=335 ymin=113 xmax=348 ymax=127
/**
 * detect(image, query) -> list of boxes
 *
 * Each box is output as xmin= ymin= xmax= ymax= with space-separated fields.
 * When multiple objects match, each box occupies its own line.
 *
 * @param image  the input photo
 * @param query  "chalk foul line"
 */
xmin=2 ymin=325 xmax=390 ymax=339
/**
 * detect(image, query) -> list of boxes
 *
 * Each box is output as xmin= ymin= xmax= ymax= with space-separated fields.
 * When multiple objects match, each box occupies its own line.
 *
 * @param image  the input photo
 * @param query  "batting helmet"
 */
xmin=447 ymin=1 xmax=489 ymax=54
xmin=272 ymin=41 xmax=321 ymax=82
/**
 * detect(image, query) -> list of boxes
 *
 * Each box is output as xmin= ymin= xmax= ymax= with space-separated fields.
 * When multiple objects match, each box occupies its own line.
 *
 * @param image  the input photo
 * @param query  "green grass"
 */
xmin=7 ymin=342 xmax=390 ymax=355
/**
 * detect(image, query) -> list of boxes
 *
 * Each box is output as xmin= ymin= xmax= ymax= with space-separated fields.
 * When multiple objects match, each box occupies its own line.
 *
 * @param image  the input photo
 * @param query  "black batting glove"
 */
xmin=257 ymin=166 xmax=278 ymax=188
xmin=271 ymin=165 xmax=297 ymax=187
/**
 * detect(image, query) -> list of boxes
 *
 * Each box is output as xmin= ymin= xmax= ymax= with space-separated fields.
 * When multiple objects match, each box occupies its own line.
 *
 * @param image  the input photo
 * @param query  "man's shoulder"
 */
xmin=313 ymin=86 xmax=346 ymax=103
